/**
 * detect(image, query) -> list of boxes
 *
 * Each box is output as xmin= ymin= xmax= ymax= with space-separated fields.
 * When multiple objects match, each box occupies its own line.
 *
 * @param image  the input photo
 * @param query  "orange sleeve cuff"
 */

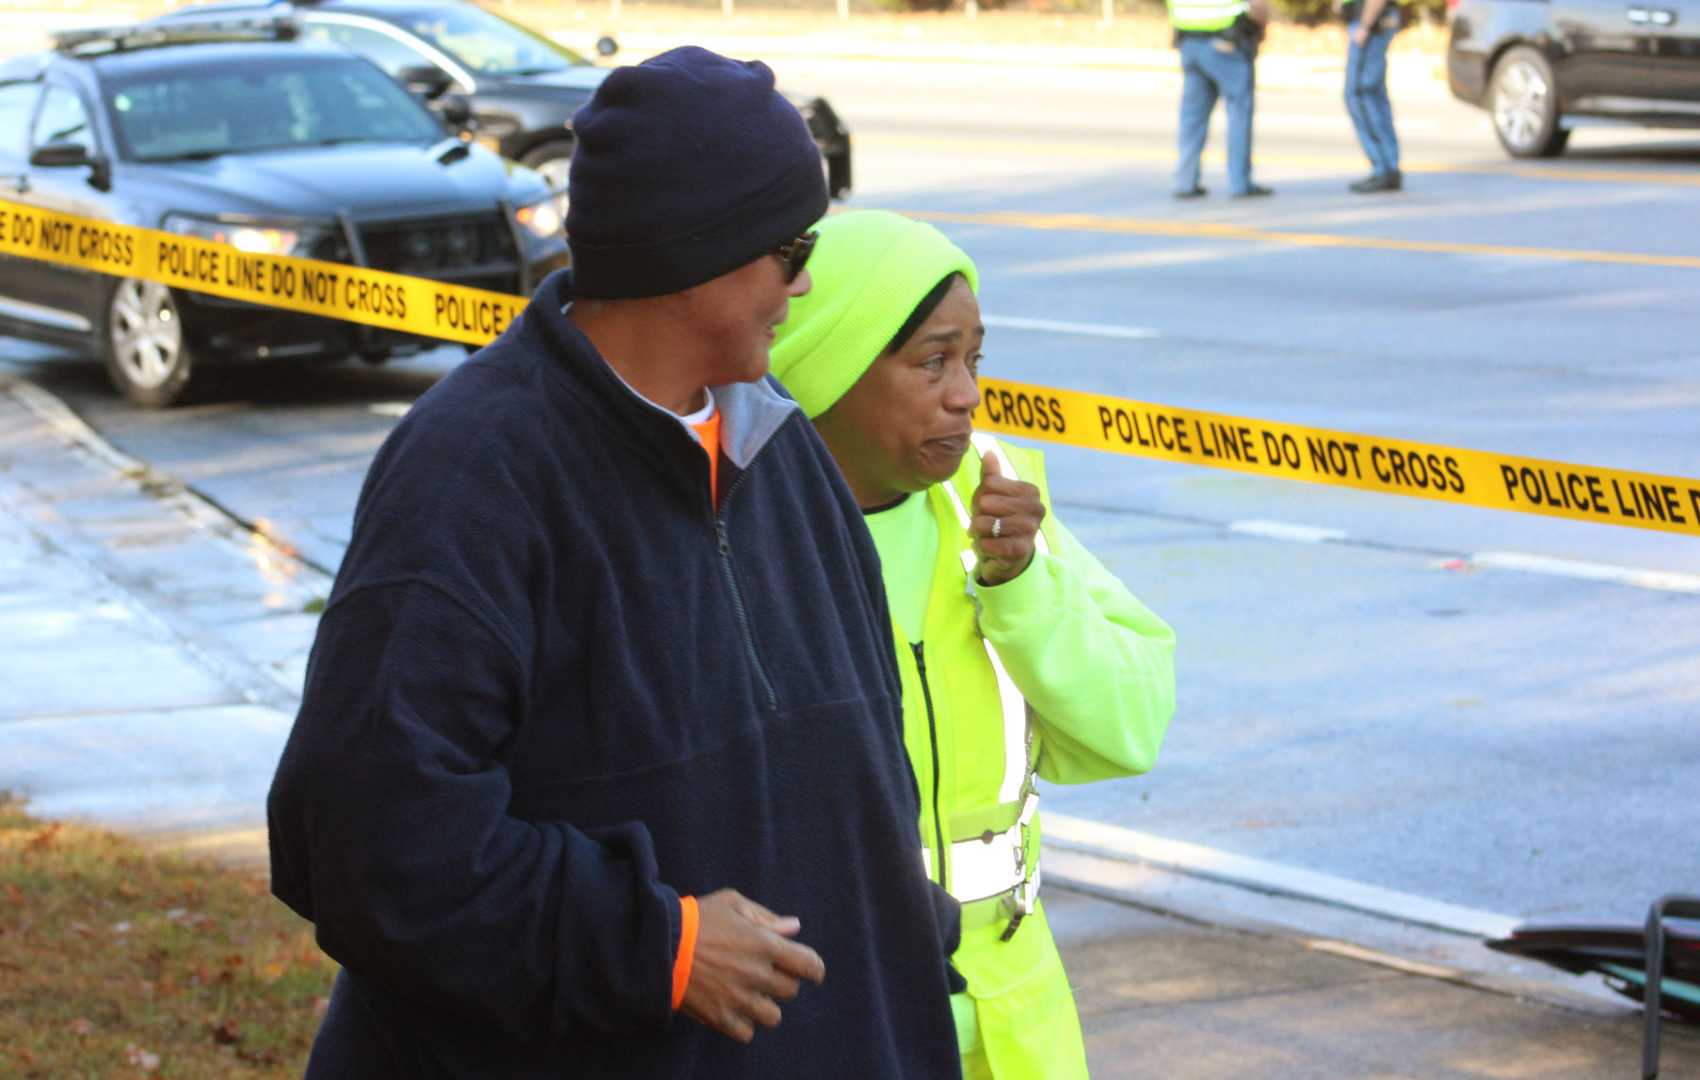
xmin=671 ymin=894 xmax=699 ymax=1012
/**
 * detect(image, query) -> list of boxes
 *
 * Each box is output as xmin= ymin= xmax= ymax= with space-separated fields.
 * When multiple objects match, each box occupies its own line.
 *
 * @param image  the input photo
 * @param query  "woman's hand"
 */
xmin=970 ymin=451 xmax=1046 ymax=587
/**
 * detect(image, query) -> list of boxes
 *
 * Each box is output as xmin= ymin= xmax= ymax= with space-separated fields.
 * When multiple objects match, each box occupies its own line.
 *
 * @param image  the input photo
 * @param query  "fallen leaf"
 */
xmin=210 ymin=1018 xmax=240 ymax=1045
xmin=311 ymin=996 xmax=330 ymax=1018
xmin=69 ymin=1017 xmax=95 ymax=1036
xmin=124 ymin=1044 xmax=161 ymax=1072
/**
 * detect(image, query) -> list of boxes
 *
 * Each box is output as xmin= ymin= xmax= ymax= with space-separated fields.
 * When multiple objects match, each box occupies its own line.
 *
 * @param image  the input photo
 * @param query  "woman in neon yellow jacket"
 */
xmin=770 ymin=210 xmax=1176 ymax=1079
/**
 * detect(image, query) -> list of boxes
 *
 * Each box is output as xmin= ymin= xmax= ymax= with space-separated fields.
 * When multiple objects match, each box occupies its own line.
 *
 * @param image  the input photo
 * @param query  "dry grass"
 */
xmin=0 ymin=796 xmax=336 ymax=1078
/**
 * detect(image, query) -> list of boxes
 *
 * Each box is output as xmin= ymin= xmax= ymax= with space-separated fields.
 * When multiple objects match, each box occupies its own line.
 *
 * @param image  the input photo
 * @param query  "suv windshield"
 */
xmin=394 ymin=5 xmax=590 ymax=77
xmin=105 ymin=54 xmax=445 ymax=161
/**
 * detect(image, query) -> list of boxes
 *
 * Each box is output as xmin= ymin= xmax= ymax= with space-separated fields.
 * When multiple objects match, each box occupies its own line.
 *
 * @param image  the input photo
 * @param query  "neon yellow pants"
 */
xmin=950 ymin=899 xmax=1090 ymax=1079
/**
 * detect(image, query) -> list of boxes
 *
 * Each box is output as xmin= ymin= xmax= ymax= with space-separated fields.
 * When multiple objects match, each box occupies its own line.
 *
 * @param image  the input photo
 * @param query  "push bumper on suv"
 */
xmin=176 ymin=208 xmax=569 ymax=361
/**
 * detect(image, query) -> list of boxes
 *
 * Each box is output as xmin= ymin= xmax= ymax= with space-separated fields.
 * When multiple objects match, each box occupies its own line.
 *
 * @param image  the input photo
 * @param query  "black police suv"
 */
xmin=155 ymin=0 xmax=854 ymax=196
xmin=0 ymin=21 xmax=568 ymax=406
xmin=1447 ymin=0 xmax=1700 ymax=157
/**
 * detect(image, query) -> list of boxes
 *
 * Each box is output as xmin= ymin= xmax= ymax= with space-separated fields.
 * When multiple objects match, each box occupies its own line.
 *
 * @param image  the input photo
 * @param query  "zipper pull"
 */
xmin=715 ymin=519 xmax=730 ymax=556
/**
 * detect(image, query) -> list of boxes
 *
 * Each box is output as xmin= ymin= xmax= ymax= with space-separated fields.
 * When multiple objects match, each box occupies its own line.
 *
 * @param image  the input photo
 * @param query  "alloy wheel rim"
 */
xmin=1493 ymin=61 xmax=1549 ymax=150
xmin=535 ymin=157 xmax=571 ymax=191
xmin=109 ymin=279 xmax=182 ymax=390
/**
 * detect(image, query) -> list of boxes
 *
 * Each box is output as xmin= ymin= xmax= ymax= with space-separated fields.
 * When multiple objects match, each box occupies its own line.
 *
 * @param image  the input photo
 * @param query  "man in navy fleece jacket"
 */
xmin=266 ymin=45 xmax=963 ymax=1077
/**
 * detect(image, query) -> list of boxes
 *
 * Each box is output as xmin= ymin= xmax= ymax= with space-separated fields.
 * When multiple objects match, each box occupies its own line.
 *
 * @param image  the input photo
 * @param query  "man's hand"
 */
xmin=1352 ymin=0 xmax=1385 ymax=42
xmin=970 ymin=451 xmax=1046 ymax=587
xmin=681 ymin=889 xmax=826 ymax=1044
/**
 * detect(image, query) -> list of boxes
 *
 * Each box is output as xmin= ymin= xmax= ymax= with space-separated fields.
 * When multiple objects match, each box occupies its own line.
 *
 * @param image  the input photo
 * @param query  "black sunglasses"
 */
xmin=772 ymin=230 xmax=819 ymax=283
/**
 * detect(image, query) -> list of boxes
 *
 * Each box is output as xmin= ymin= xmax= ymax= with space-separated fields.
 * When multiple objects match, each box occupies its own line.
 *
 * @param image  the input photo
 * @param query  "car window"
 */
xmin=395 ymin=6 xmax=590 ymax=77
xmin=0 ymin=81 xmax=41 ymax=160
xmin=302 ymin=21 xmax=434 ymax=80
xmin=104 ymin=57 xmax=444 ymax=161
xmin=32 ymin=85 xmax=95 ymax=154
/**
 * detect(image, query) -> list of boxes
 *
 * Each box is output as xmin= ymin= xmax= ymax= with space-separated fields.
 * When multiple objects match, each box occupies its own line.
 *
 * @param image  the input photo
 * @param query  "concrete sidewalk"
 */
xmin=1 ymin=374 xmax=1694 ymax=1077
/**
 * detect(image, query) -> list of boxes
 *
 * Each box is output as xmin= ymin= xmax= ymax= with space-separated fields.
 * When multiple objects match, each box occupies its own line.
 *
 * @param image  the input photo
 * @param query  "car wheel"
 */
xmin=521 ymin=139 xmax=574 ymax=191
xmin=100 ymin=277 xmax=193 ymax=408
xmin=1489 ymin=46 xmax=1569 ymax=158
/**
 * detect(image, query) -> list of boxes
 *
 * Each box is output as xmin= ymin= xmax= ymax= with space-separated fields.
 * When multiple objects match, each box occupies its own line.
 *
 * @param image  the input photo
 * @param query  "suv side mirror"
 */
xmin=398 ymin=63 xmax=454 ymax=100
xmin=438 ymin=92 xmax=474 ymax=133
xmin=29 ymin=141 xmax=111 ymax=191
xmin=595 ymin=35 xmax=619 ymax=57
xmin=30 ymin=142 xmax=91 ymax=168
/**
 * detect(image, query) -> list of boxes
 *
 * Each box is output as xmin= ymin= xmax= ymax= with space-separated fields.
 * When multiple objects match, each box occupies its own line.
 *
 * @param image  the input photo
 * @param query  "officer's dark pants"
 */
xmin=1175 ymin=34 xmax=1256 ymax=196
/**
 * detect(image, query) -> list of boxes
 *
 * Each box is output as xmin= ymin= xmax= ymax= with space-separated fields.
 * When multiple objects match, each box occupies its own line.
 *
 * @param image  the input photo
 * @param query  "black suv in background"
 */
xmin=155 ymin=0 xmax=854 ymax=195
xmin=1448 ymin=0 xmax=1700 ymax=156
xmin=0 ymin=22 xmax=568 ymax=405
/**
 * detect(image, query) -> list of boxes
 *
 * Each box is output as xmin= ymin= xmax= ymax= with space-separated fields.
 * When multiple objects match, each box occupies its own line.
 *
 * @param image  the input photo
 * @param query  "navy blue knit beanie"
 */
xmin=566 ymin=46 xmax=829 ymax=299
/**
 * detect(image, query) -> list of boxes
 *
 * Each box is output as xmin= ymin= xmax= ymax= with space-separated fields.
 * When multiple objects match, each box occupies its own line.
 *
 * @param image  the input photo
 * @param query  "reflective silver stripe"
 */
xmin=985 ymin=639 xmax=1029 ymax=804
xmin=947 ymin=791 xmax=1040 ymax=902
xmin=949 ymin=828 xmax=1022 ymax=901
xmin=943 ymin=436 xmax=1045 ymax=803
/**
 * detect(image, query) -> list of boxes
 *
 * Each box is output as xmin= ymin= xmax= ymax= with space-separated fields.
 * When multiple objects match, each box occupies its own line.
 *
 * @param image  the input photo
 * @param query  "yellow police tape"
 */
xmin=975 ymin=379 xmax=1700 ymax=537
xmin=4 ymin=197 xmax=1697 ymax=536
xmin=0 ymin=198 xmax=522 ymax=346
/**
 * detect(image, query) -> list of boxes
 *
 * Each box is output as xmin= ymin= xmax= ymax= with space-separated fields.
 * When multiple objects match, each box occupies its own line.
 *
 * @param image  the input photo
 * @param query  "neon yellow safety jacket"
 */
xmin=1167 ymin=0 xmax=1249 ymax=32
xmin=879 ymin=434 xmax=1176 ymax=1079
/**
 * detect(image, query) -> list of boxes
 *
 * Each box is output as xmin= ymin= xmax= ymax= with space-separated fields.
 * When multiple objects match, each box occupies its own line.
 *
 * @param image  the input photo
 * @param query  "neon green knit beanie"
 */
xmin=770 ymin=210 xmax=978 ymax=419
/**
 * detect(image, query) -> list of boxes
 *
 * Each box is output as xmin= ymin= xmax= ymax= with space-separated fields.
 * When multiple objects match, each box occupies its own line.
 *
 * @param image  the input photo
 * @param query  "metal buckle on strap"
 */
xmin=999 ymin=790 xmax=1040 ymax=940
xmin=1000 ymin=863 xmax=1042 ymax=942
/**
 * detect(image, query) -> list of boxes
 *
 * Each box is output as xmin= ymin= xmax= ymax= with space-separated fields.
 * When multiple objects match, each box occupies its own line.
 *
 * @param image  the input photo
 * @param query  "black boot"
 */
xmin=1349 ymin=171 xmax=1402 ymax=193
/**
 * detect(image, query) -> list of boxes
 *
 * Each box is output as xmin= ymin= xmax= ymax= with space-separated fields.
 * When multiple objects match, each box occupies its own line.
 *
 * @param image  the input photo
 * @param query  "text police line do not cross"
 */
xmin=4 ymin=197 xmax=1697 ymax=536
xmin=975 ymin=379 xmax=1700 ymax=538
xmin=0 ymin=198 xmax=520 ymax=346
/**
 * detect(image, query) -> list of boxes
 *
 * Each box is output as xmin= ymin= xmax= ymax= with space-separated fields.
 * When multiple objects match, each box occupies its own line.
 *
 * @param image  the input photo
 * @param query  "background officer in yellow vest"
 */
xmin=1169 ymin=0 xmax=1273 ymax=198
xmin=770 ymin=210 xmax=1177 ymax=1079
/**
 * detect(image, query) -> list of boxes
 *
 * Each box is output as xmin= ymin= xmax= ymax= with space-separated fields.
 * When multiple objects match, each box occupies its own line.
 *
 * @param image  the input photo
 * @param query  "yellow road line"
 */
xmin=1437 ymin=163 xmax=1700 ymax=187
xmin=901 ymin=208 xmax=1700 ymax=269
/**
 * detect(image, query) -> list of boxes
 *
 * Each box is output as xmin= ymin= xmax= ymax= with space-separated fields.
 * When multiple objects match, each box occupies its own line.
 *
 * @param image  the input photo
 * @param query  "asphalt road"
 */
xmin=4 ymin=51 xmax=1698 ymax=925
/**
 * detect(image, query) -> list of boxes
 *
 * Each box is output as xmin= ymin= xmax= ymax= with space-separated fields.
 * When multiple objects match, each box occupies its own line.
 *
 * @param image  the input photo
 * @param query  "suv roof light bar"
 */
xmin=51 ymin=14 xmax=298 ymax=56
